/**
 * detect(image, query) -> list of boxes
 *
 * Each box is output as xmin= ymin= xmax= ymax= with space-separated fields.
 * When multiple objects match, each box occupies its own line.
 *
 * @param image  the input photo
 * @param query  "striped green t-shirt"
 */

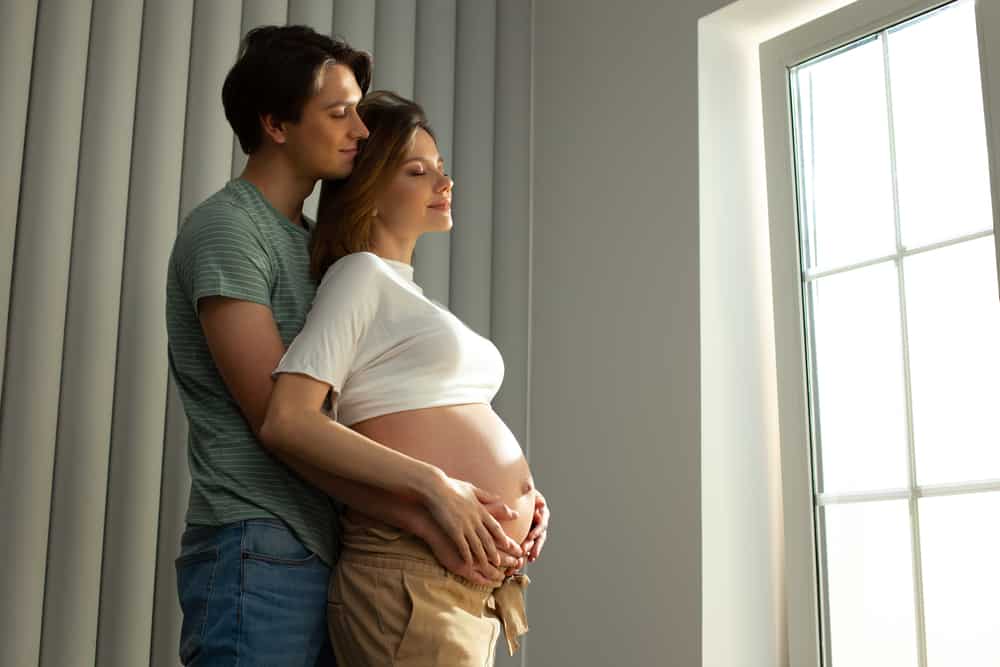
xmin=166 ymin=178 xmax=338 ymax=566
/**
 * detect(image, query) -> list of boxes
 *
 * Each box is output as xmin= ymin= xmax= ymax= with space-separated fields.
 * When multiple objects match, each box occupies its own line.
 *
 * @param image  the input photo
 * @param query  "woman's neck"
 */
xmin=370 ymin=231 xmax=417 ymax=266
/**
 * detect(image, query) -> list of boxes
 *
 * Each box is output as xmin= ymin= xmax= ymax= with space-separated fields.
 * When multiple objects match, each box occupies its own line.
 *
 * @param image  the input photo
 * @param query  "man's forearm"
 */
xmin=276 ymin=452 xmax=429 ymax=536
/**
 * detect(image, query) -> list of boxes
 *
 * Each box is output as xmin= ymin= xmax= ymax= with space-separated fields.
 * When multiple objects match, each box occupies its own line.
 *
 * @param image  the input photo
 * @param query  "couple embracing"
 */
xmin=166 ymin=24 xmax=549 ymax=667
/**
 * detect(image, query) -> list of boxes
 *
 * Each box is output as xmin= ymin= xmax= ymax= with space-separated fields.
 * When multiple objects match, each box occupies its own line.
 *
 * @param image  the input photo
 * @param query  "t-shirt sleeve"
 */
xmin=273 ymin=253 xmax=381 ymax=394
xmin=174 ymin=203 xmax=273 ymax=312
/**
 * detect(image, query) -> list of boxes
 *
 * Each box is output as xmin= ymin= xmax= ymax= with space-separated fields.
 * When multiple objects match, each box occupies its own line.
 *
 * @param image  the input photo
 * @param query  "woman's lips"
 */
xmin=428 ymin=201 xmax=451 ymax=211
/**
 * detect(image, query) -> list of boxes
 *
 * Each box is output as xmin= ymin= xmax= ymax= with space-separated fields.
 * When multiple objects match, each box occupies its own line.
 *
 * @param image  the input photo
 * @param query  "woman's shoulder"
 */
xmin=315 ymin=251 xmax=396 ymax=301
xmin=320 ymin=251 xmax=386 ymax=280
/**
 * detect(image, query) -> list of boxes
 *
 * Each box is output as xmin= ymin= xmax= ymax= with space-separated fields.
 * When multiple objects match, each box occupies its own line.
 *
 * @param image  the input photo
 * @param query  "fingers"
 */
xmin=532 ymin=495 xmax=550 ymax=535
xmin=526 ymin=506 xmax=548 ymax=541
xmin=480 ymin=561 xmax=507 ymax=582
xmin=505 ymin=537 xmax=523 ymax=557
xmin=483 ymin=501 xmax=519 ymax=522
xmin=483 ymin=503 xmax=523 ymax=556
xmin=451 ymin=524 xmax=473 ymax=565
xmin=536 ymin=492 xmax=548 ymax=511
xmin=474 ymin=486 xmax=502 ymax=504
xmin=498 ymin=551 xmax=522 ymax=570
xmin=476 ymin=522 xmax=501 ymax=567
xmin=535 ymin=503 xmax=550 ymax=530
xmin=504 ymin=562 xmax=525 ymax=578
xmin=530 ymin=529 xmax=547 ymax=561
xmin=483 ymin=513 xmax=510 ymax=554
xmin=469 ymin=527 xmax=491 ymax=569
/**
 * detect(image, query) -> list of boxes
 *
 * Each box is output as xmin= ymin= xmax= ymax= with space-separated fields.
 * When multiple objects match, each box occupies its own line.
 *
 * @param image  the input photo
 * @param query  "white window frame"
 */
xmin=759 ymin=1 xmax=1000 ymax=666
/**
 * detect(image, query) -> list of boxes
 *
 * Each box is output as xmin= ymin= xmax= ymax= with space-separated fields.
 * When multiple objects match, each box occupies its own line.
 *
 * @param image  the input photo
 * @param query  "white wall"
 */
xmin=698 ymin=2 xmax=857 ymax=666
xmin=528 ymin=1 xmax=728 ymax=664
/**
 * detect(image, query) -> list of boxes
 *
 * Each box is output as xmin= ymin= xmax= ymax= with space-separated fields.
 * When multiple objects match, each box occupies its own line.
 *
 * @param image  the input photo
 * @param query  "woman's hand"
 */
xmin=519 ymin=490 xmax=550 ymax=563
xmin=421 ymin=472 xmax=521 ymax=571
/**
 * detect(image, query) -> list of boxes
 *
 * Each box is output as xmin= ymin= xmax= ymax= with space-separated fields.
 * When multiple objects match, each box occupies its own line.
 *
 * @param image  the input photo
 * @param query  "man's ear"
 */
xmin=260 ymin=113 xmax=287 ymax=145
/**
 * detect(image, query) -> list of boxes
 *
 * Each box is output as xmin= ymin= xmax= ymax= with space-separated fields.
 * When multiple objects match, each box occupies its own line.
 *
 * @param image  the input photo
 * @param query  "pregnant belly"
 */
xmin=351 ymin=403 xmax=535 ymax=544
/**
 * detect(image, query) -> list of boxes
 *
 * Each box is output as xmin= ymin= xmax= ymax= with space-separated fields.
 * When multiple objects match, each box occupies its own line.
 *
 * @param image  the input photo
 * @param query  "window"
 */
xmin=761 ymin=1 xmax=1000 ymax=665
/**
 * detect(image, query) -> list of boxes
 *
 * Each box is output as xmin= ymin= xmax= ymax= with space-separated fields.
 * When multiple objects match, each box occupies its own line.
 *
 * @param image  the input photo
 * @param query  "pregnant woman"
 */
xmin=261 ymin=91 xmax=542 ymax=665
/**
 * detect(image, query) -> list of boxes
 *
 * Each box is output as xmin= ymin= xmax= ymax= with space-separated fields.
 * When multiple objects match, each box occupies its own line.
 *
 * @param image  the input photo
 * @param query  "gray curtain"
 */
xmin=0 ymin=1 xmax=533 ymax=666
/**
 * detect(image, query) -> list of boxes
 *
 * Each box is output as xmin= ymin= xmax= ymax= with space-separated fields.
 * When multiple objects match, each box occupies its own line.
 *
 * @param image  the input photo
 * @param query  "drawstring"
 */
xmin=488 ymin=573 xmax=531 ymax=655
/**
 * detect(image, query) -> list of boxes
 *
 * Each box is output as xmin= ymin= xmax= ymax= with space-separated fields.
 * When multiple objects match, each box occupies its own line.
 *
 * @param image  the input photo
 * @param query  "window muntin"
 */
xmin=788 ymin=1 xmax=1000 ymax=664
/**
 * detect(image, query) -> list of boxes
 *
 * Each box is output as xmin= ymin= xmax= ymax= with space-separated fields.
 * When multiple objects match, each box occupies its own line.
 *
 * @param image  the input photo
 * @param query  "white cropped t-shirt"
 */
xmin=274 ymin=251 xmax=504 ymax=425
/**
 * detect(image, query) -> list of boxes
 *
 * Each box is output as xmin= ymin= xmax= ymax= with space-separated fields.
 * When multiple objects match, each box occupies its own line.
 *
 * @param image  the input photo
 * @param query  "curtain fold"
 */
xmin=0 ymin=2 xmax=532 ymax=665
xmin=0 ymin=1 xmax=94 ymax=664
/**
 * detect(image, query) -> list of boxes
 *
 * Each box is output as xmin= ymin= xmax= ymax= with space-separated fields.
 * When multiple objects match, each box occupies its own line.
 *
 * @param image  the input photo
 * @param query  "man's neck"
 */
xmin=239 ymin=152 xmax=316 ymax=226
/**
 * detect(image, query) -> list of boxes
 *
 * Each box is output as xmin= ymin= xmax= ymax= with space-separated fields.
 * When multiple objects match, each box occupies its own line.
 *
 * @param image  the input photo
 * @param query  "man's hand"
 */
xmin=415 ymin=508 xmax=524 ymax=586
xmin=520 ymin=490 xmax=550 ymax=563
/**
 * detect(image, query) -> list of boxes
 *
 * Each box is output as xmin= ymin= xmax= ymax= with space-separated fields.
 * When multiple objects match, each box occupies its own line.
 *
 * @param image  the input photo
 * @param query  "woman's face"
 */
xmin=373 ymin=128 xmax=453 ymax=239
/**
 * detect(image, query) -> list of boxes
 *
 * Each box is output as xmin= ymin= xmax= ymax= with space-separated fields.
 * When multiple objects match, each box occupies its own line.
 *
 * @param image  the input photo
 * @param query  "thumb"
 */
xmin=474 ymin=486 xmax=501 ymax=504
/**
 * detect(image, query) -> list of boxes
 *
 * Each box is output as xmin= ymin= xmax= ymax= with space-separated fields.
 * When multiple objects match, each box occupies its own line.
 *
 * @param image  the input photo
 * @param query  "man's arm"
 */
xmin=198 ymin=295 xmax=522 ymax=563
xmin=198 ymin=295 xmax=428 ymax=533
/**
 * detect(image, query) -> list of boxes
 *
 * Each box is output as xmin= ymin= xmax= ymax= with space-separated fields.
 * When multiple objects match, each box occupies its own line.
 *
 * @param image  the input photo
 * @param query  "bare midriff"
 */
xmin=349 ymin=403 xmax=536 ymax=544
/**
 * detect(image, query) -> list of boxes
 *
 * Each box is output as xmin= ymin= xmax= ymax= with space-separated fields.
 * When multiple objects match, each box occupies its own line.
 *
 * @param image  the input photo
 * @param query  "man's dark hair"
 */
xmin=223 ymin=25 xmax=372 ymax=155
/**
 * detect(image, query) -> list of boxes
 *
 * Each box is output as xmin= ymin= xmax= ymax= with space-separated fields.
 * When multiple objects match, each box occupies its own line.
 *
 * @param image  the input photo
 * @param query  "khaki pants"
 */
xmin=327 ymin=513 xmax=529 ymax=666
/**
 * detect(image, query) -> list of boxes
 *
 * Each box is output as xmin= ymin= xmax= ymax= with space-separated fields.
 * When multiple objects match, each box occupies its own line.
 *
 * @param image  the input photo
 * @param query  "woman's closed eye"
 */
xmin=409 ymin=169 xmax=448 ymax=179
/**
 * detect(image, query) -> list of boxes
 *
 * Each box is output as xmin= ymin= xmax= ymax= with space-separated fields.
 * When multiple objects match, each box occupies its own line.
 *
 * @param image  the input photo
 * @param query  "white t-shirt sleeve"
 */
xmin=274 ymin=252 xmax=381 ymax=394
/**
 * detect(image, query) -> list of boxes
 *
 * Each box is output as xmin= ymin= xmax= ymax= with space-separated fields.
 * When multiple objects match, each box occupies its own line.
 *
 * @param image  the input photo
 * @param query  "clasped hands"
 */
xmin=421 ymin=490 xmax=550 ymax=587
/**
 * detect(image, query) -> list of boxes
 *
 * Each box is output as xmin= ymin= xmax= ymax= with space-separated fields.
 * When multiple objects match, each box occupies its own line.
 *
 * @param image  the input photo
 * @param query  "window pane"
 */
xmin=887 ymin=0 xmax=993 ymax=249
xmin=905 ymin=237 xmax=1000 ymax=485
xmin=823 ymin=500 xmax=918 ymax=667
xmin=793 ymin=38 xmax=896 ymax=272
xmin=811 ymin=263 xmax=909 ymax=494
xmin=919 ymin=492 xmax=1000 ymax=666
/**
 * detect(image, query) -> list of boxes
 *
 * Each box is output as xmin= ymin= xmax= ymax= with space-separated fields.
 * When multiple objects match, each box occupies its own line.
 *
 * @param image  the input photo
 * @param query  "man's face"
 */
xmin=284 ymin=63 xmax=368 ymax=180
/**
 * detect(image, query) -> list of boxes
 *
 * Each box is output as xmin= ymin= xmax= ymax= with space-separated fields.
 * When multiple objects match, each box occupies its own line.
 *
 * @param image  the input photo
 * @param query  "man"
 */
xmin=166 ymin=25 xmax=548 ymax=666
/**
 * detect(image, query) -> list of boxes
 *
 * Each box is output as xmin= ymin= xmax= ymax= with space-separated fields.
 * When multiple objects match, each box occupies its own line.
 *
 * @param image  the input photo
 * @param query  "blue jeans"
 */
xmin=175 ymin=518 xmax=336 ymax=666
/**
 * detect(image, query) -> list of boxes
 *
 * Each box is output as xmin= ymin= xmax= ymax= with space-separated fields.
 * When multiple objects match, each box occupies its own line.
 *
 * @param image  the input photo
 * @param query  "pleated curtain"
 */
xmin=0 ymin=1 xmax=533 ymax=665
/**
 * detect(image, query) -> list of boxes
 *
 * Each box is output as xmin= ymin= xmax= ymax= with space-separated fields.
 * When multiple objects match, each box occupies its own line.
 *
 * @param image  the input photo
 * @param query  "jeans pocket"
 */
xmin=175 ymin=546 xmax=220 ymax=665
xmin=241 ymin=519 xmax=318 ymax=565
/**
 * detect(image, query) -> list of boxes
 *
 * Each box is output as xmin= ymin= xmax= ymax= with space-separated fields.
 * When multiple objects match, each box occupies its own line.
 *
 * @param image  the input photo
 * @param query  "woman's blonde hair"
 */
xmin=311 ymin=90 xmax=435 ymax=279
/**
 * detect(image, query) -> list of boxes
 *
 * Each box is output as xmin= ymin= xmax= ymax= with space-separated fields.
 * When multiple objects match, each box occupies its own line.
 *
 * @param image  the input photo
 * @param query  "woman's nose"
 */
xmin=437 ymin=175 xmax=453 ymax=192
xmin=350 ymin=108 xmax=369 ymax=139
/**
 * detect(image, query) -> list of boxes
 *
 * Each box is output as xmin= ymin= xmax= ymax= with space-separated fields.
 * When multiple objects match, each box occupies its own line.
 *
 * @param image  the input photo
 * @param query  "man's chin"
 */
xmin=319 ymin=161 xmax=354 ymax=181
